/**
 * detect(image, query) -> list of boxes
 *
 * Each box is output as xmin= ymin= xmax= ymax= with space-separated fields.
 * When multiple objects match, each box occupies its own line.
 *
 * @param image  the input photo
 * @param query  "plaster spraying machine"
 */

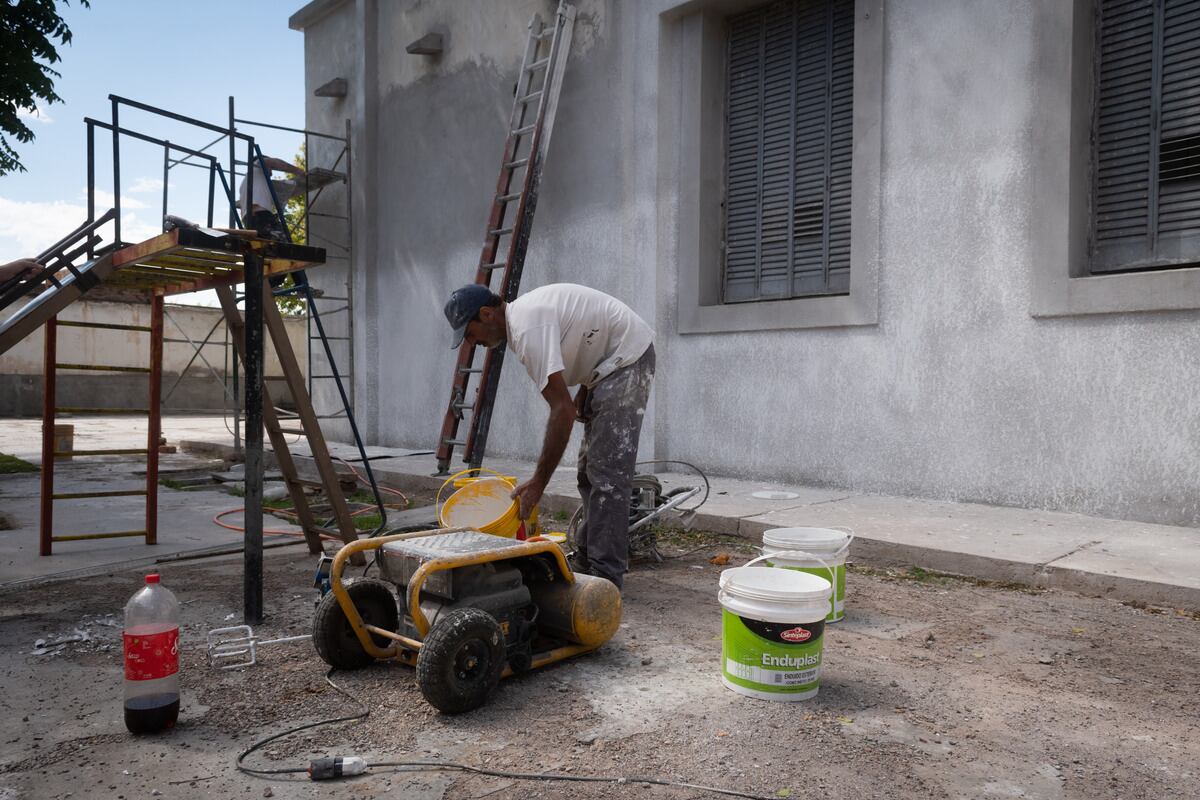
xmin=311 ymin=527 xmax=621 ymax=713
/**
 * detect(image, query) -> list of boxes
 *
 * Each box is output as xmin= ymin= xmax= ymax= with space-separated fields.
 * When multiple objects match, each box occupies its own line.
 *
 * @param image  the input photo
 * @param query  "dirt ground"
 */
xmin=1 ymin=530 xmax=1198 ymax=800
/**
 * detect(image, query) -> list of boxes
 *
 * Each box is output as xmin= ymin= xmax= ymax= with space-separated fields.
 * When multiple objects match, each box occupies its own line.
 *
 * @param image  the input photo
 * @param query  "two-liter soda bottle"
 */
xmin=122 ymin=574 xmax=180 ymax=733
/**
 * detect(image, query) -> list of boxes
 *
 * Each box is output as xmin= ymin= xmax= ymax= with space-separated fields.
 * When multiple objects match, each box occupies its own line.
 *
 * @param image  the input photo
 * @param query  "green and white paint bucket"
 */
xmin=762 ymin=527 xmax=852 ymax=622
xmin=719 ymin=555 xmax=833 ymax=702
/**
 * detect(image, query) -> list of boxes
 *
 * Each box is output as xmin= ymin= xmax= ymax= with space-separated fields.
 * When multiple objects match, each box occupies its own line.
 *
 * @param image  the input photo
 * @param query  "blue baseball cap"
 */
xmin=444 ymin=284 xmax=499 ymax=349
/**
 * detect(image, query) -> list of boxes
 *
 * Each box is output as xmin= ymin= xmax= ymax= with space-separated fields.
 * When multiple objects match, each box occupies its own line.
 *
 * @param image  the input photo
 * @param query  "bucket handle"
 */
xmin=756 ymin=527 xmax=854 ymax=559
xmin=825 ymin=526 xmax=855 ymax=559
xmin=743 ymin=550 xmax=837 ymax=595
xmin=435 ymin=467 xmax=516 ymax=523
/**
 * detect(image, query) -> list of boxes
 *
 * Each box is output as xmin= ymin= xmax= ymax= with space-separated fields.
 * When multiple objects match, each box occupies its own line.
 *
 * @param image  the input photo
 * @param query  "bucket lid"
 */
xmin=719 ymin=566 xmax=831 ymax=602
xmin=762 ymin=527 xmax=849 ymax=551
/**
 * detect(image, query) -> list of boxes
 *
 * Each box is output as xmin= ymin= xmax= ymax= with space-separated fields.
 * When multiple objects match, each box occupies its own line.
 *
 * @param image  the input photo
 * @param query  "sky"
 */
xmin=0 ymin=0 xmax=311 ymax=306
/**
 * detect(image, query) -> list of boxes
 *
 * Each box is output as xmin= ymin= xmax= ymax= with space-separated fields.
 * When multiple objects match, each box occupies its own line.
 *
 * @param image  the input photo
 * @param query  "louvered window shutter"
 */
xmin=1093 ymin=0 xmax=1200 ymax=273
xmin=723 ymin=0 xmax=854 ymax=303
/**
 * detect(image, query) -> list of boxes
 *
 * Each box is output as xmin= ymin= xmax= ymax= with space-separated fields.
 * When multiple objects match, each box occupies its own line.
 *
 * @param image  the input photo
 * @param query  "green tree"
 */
xmin=274 ymin=145 xmax=307 ymax=316
xmin=0 ymin=0 xmax=90 ymax=176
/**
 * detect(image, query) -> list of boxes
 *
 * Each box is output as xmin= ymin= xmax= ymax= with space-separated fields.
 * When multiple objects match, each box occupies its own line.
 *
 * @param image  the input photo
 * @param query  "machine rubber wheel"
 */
xmin=312 ymin=578 xmax=399 ymax=670
xmin=416 ymin=607 xmax=506 ymax=714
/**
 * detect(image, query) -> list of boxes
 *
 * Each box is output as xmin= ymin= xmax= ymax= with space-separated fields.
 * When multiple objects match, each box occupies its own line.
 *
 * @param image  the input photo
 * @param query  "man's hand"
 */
xmin=510 ymin=478 xmax=545 ymax=521
xmin=517 ymin=371 xmax=575 ymax=519
xmin=574 ymin=385 xmax=590 ymax=423
xmin=0 ymin=258 xmax=42 ymax=283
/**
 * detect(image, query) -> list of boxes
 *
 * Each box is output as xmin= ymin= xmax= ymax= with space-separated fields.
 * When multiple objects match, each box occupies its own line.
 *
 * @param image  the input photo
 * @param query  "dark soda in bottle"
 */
xmin=123 ymin=574 xmax=180 ymax=733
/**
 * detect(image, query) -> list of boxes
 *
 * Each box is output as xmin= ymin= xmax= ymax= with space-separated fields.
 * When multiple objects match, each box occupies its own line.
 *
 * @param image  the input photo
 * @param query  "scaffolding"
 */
xmin=158 ymin=107 xmax=356 ymax=439
xmin=0 ymin=94 xmax=376 ymax=622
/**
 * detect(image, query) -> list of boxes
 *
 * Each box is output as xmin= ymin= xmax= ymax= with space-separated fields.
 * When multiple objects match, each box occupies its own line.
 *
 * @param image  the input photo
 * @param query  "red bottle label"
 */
xmin=123 ymin=627 xmax=179 ymax=681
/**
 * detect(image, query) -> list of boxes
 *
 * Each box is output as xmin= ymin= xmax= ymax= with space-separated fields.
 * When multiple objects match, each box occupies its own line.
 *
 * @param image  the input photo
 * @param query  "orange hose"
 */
xmin=333 ymin=456 xmax=410 ymax=507
xmin=212 ymin=507 xmax=341 ymax=540
xmin=213 ymin=458 xmax=410 ymax=538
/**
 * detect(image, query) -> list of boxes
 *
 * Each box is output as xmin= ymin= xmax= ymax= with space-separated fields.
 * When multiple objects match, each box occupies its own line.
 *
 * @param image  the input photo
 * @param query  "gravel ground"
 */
xmin=1 ymin=530 xmax=1197 ymax=800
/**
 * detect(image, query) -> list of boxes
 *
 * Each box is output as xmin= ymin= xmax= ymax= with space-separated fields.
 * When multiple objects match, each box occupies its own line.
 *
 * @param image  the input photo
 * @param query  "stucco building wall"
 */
xmin=292 ymin=0 xmax=1200 ymax=527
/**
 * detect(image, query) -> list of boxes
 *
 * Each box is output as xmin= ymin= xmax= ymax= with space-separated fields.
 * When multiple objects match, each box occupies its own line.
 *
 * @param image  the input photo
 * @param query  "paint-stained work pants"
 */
xmin=576 ymin=344 xmax=655 ymax=590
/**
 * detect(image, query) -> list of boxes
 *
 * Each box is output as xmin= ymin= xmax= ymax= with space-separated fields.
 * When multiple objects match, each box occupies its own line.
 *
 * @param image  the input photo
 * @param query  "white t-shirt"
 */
xmin=505 ymin=283 xmax=653 ymax=391
xmin=238 ymin=170 xmax=284 ymax=217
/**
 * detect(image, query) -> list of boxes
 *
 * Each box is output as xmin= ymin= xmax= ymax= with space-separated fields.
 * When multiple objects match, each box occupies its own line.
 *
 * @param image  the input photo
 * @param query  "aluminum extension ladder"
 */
xmin=434 ymin=0 xmax=576 ymax=475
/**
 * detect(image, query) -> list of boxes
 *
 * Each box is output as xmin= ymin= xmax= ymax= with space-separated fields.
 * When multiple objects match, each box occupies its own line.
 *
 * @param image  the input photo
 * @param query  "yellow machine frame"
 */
xmin=327 ymin=527 xmax=601 ymax=676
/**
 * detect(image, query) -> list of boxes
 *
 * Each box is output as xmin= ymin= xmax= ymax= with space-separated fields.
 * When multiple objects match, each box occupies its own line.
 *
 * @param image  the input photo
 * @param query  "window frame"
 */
xmin=659 ymin=0 xmax=882 ymax=335
xmin=1030 ymin=0 xmax=1200 ymax=318
xmin=1089 ymin=0 xmax=1200 ymax=276
xmin=720 ymin=0 xmax=856 ymax=304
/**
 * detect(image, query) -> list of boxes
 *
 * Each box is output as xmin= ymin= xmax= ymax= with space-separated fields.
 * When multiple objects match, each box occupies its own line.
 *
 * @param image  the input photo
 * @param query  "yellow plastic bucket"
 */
xmin=437 ymin=469 xmax=539 ymax=538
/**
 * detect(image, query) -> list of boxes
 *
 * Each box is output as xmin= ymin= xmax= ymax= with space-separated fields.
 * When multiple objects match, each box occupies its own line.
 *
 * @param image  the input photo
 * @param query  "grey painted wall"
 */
xmin=294 ymin=0 xmax=1200 ymax=527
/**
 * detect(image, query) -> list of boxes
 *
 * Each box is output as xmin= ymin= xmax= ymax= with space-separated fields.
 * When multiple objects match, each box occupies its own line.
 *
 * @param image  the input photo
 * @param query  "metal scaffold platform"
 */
xmin=0 ymin=94 xmax=374 ymax=623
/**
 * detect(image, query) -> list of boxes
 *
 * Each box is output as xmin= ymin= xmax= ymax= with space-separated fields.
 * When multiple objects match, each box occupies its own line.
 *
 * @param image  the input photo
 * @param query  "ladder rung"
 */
xmin=56 ymin=320 xmax=151 ymax=332
xmin=453 ymin=402 xmax=475 ymax=411
xmin=489 ymin=227 xmax=514 ymax=237
xmin=537 ymin=28 xmax=556 ymax=39
xmin=53 ymin=489 xmax=148 ymax=500
xmin=458 ymin=367 xmax=483 ymax=374
xmin=481 ymin=262 xmax=506 ymax=271
xmin=55 ymin=448 xmax=148 ymax=457
xmin=310 ymin=374 xmax=343 ymax=380
xmin=277 ymin=427 xmax=307 ymax=435
xmin=311 ymin=335 xmax=351 ymax=340
xmin=55 ymin=363 xmax=152 ymax=374
xmin=512 ymin=124 xmax=537 ymax=135
xmin=442 ymin=439 xmax=467 ymax=447
xmin=526 ymin=57 xmax=550 ymax=72
xmin=497 ymin=192 xmax=521 ymax=202
xmin=53 ymin=529 xmax=146 ymax=542
xmin=54 ymin=407 xmax=149 ymax=415
xmin=505 ymin=158 xmax=529 ymax=169
xmin=518 ymin=91 xmax=543 ymax=104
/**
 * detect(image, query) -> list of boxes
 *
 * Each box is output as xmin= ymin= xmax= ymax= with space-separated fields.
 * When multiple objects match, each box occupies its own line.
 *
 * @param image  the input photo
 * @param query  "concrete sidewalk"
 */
xmin=3 ymin=415 xmax=1198 ymax=609
xmin=284 ymin=439 xmax=1200 ymax=611
xmin=0 ymin=416 xmax=308 ymax=588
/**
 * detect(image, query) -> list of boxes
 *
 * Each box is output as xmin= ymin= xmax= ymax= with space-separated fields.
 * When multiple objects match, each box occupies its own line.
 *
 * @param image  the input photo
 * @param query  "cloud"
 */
xmin=87 ymin=188 xmax=149 ymax=210
xmin=128 ymin=176 xmax=162 ymax=194
xmin=0 ymin=195 xmax=160 ymax=261
xmin=16 ymin=106 xmax=54 ymax=125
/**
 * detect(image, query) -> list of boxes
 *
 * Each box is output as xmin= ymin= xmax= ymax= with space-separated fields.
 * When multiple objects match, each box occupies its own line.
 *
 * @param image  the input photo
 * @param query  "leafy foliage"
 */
xmin=275 ymin=145 xmax=307 ymax=315
xmin=0 ymin=0 xmax=90 ymax=176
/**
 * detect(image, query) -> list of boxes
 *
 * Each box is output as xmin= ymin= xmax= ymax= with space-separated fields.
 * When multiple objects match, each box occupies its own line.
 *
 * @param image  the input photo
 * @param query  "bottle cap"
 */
xmin=145 ymin=574 xmax=160 ymax=584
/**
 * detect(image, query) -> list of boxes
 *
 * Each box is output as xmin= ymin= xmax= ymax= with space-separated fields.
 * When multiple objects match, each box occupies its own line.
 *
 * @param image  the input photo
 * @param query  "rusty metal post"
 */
xmin=39 ymin=318 xmax=57 ymax=556
xmin=243 ymin=253 xmax=265 ymax=624
xmin=111 ymin=97 xmax=121 ymax=246
xmin=86 ymin=122 xmax=95 ymax=259
xmin=146 ymin=294 xmax=163 ymax=545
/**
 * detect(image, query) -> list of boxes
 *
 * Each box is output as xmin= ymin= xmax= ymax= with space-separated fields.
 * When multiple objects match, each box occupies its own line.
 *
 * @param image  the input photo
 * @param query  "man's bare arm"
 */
xmin=0 ymin=259 xmax=41 ymax=283
xmin=511 ymin=371 xmax=576 ymax=519
xmin=261 ymin=156 xmax=304 ymax=175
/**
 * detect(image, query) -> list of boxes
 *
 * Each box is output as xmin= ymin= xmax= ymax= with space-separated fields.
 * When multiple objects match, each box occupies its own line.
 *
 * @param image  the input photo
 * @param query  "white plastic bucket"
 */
xmin=719 ymin=556 xmax=832 ymax=702
xmin=762 ymin=527 xmax=852 ymax=622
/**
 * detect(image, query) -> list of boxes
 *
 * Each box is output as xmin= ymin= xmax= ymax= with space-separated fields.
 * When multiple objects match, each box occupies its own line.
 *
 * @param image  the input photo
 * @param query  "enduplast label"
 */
xmin=721 ymin=610 xmax=825 ymax=698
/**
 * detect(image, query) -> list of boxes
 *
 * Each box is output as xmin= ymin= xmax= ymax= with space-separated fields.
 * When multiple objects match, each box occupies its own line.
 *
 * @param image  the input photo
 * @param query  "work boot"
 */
xmin=569 ymin=548 xmax=591 ymax=576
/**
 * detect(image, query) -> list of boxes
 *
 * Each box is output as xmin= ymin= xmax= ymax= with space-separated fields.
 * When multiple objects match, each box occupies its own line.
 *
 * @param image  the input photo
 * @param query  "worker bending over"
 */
xmin=444 ymin=283 xmax=654 ymax=591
